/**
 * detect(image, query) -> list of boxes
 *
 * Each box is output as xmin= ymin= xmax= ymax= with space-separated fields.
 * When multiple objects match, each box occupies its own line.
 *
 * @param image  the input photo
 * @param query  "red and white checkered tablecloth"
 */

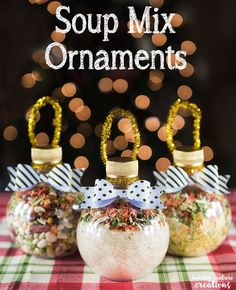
xmin=0 ymin=191 xmax=236 ymax=290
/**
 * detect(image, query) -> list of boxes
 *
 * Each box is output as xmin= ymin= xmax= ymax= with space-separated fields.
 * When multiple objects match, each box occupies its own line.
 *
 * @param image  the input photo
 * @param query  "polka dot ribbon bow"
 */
xmin=153 ymin=165 xmax=230 ymax=194
xmin=5 ymin=164 xmax=84 ymax=193
xmin=79 ymin=179 xmax=164 ymax=209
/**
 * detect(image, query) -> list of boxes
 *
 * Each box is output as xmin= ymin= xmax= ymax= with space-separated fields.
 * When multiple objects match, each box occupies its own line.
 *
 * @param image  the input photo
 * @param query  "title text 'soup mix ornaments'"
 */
xmin=154 ymin=99 xmax=231 ymax=256
xmin=74 ymin=108 xmax=169 ymax=281
xmin=6 ymin=97 xmax=84 ymax=258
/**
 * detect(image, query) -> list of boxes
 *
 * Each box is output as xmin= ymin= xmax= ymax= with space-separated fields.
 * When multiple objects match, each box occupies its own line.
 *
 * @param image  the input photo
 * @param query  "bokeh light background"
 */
xmin=0 ymin=0 xmax=236 ymax=188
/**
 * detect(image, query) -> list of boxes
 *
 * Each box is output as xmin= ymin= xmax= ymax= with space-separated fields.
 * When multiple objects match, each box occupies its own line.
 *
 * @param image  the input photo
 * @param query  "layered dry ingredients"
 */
xmin=162 ymin=186 xmax=231 ymax=256
xmin=77 ymin=200 xmax=169 ymax=281
xmin=7 ymin=184 xmax=82 ymax=258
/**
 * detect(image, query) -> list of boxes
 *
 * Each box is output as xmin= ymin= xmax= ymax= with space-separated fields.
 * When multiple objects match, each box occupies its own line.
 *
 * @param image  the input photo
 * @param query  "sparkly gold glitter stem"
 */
xmin=166 ymin=99 xmax=202 ymax=153
xmin=100 ymin=108 xmax=141 ymax=165
xmin=28 ymin=96 xmax=62 ymax=147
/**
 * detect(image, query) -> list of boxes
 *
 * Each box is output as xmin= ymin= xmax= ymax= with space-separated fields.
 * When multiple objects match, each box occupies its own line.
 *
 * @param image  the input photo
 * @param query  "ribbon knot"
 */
xmin=78 ymin=179 xmax=164 ymax=210
xmin=153 ymin=165 xmax=230 ymax=194
xmin=5 ymin=163 xmax=84 ymax=193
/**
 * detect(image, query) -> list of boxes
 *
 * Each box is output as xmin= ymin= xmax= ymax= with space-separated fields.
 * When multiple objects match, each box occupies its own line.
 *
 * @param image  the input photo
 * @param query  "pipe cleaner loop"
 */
xmin=100 ymin=108 xmax=141 ymax=165
xmin=28 ymin=97 xmax=62 ymax=148
xmin=166 ymin=99 xmax=202 ymax=153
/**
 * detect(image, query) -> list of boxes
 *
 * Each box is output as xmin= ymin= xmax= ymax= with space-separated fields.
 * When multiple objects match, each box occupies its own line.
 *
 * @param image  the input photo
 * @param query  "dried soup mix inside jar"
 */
xmin=76 ymin=109 xmax=169 ymax=281
xmin=155 ymin=99 xmax=231 ymax=256
xmin=7 ymin=182 xmax=82 ymax=258
xmin=6 ymin=97 xmax=83 ymax=258
xmin=161 ymin=178 xmax=231 ymax=256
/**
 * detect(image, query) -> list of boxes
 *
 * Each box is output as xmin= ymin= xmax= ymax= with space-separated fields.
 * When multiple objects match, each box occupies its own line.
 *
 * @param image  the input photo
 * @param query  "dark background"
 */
xmin=0 ymin=0 xmax=236 ymax=188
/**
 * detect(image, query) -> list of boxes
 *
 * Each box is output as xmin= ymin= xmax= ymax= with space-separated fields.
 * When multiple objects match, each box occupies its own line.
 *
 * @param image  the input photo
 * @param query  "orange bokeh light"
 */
xmin=181 ymin=40 xmax=197 ymax=55
xmin=145 ymin=117 xmax=160 ymax=132
xmin=74 ymin=156 xmax=89 ymax=169
xmin=98 ymin=78 xmax=113 ymax=93
xmin=157 ymin=126 xmax=167 ymax=141
xmin=36 ymin=132 xmax=49 ymax=147
xmin=21 ymin=73 xmax=36 ymax=88
xmin=155 ymin=158 xmax=171 ymax=171
xmin=118 ymin=118 xmax=132 ymax=134
xmin=173 ymin=115 xmax=185 ymax=130
xmin=76 ymin=106 xmax=91 ymax=121
xmin=138 ymin=145 xmax=152 ymax=160
xmin=51 ymin=31 xmax=65 ymax=43
xmin=113 ymin=79 xmax=128 ymax=94
xmin=121 ymin=149 xmax=133 ymax=158
xmin=171 ymin=14 xmax=183 ymax=27
xmin=3 ymin=126 xmax=18 ymax=141
xmin=179 ymin=63 xmax=195 ymax=77
xmin=114 ymin=136 xmax=128 ymax=151
xmin=69 ymin=98 xmax=84 ymax=112
xmin=149 ymin=0 xmax=164 ymax=8
xmin=152 ymin=33 xmax=167 ymax=46
xmin=47 ymin=1 xmax=61 ymax=14
xmin=70 ymin=133 xmax=85 ymax=149
xmin=61 ymin=83 xmax=77 ymax=97
xmin=203 ymin=146 xmax=214 ymax=162
xmin=177 ymin=85 xmax=193 ymax=100
xmin=135 ymin=95 xmax=150 ymax=110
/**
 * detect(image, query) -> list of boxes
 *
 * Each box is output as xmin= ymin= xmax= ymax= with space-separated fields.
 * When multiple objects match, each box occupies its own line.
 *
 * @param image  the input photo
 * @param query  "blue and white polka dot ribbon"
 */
xmin=79 ymin=179 xmax=164 ymax=209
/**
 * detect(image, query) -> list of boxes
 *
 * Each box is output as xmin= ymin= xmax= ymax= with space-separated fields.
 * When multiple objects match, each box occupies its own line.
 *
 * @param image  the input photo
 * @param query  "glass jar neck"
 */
xmin=175 ymin=163 xmax=204 ymax=176
xmin=106 ymin=176 xmax=139 ymax=189
xmin=105 ymin=157 xmax=139 ymax=189
xmin=32 ymin=163 xmax=60 ymax=174
xmin=31 ymin=146 xmax=62 ymax=173
xmin=173 ymin=147 xmax=204 ymax=176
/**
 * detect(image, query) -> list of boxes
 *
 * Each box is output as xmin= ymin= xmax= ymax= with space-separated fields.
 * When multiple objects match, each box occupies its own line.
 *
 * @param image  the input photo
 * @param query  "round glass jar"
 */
xmin=162 ymin=185 xmax=231 ymax=256
xmin=162 ymin=100 xmax=232 ymax=256
xmin=77 ymin=199 xmax=169 ymax=281
xmin=7 ymin=183 xmax=82 ymax=258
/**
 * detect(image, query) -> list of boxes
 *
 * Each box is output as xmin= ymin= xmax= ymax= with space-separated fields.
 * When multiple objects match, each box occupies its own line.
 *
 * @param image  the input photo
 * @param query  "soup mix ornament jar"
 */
xmin=74 ymin=108 xmax=169 ymax=281
xmin=6 ymin=97 xmax=84 ymax=258
xmin=154 ymin=99 xmax=231 ymax=256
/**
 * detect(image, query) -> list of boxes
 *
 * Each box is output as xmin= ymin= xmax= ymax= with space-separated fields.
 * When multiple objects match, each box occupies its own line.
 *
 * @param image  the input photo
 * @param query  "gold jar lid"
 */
xmin=100 ymin=108 xmax=141 ymax=186
xmin=28 ymin=97 xmax=63 ymax=171
xmin=173 ymin=146 xmax=204 ymax=168
xmin=31 ymin=146 xmax=62 ymax=168
xmin=106 ymin=157 xmax=139 ymax=185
